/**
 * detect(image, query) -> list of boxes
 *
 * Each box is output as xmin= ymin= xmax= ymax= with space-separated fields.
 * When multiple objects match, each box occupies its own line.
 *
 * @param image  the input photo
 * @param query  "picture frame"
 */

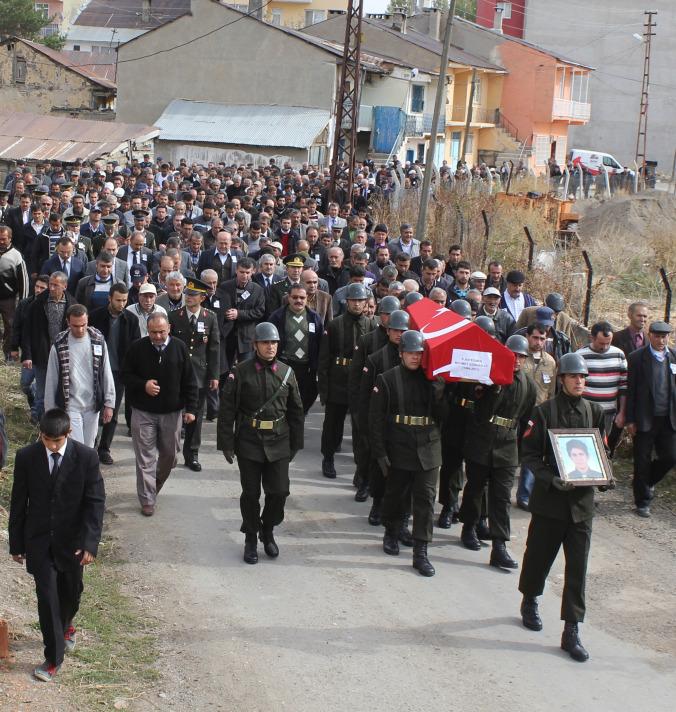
xmin=548 ymin=429 xmax=613 ymax=487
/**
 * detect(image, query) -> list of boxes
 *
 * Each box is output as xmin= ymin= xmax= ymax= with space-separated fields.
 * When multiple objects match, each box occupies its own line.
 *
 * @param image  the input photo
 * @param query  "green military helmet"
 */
xmin=557 ymin=352 xmax=589 ymax=375
xmin=545 ymin=292 xmax=565 ymax=313
xmin=474 ymin=315 xmax=496 ymax=337
xmin=254 ymin=322 xmax=280 ymax=342
xmin=403 ymin=291 xmax=423 ymax=307
xmin=505 ymin=334 xmax=529 ymax=356
xmin=346 ymin=282 xmax=370 ymax=300
xmin=450 ymin=299 xmax=472 ymax=318
xmin=399 ymin=329 xmax=425 ymax=352
xmin=378 ymin=295 xmax=401 ymax=315
xmin=388 ymin=310 xmax=410 ymax=331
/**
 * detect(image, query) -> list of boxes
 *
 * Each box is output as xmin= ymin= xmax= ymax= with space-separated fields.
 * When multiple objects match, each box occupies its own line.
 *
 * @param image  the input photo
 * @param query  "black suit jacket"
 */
xmin=117 ymin=245 xmax=154 ymax=273
xmin=22 ymin=289 xmax=76 ymax=367
xmin=215 ymin=278 xmax=265 ymax=353
xmin=612 ymin=327 xmax=647 ymax=360
xmin=626 ymin=346 xmax=676 ymax=432
xmin=41 ymin=254 xmax=87 ymax=295
xmin=8 ymin=439 xmax=105 ymax=574
xmin=5 ymin=205 xmax=29 ymax=245
xmin=89 ymin=306 xmax=142 ymax=370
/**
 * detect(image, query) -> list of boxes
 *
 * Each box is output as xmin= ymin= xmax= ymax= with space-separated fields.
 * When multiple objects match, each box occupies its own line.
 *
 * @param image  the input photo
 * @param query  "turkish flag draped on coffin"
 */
xmin=405 ymin=298 xmax=515 ymax=386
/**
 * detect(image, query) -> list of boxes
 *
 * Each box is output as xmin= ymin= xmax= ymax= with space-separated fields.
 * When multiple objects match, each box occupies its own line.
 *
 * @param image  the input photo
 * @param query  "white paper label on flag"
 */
xmin=445 ymin=349 xmax=493 ymax=383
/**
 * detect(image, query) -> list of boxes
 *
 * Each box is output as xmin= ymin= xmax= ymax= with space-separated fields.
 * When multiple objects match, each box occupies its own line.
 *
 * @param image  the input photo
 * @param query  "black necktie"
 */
xmin=51 ymin=452 xmax=61 ymax=476
xmin=190 ymin=314 xmax=197 ymax=329
xmin=133 ymin=251 xmax=138 ymax=265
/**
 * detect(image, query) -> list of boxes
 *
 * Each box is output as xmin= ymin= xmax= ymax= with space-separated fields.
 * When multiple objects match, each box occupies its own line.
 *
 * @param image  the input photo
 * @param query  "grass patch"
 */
xmin=1 ymin=364 xmax=159 ymax=708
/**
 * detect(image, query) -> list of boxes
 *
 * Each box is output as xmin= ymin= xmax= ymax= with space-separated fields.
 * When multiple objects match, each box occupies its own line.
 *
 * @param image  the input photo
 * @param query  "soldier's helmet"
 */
xmin=399 ymin=329 xmax=425 ymax=353
xmin=505 ymin=334 xmax=529 ymax=356
xmin=254 ymin=322 xmax=280 ymax=342
xmin=557 ymin=352 xmax=589 ymax=376
xmin=403 ymin=291 xmax=423 ymax=307
xmin=545 ymin=292 xmax=565 ymax=313
xmin=346 ymin=282 xmax=370 ymax=300
xmin=474 ymin=315 xmax=496 ymax=336
xmin=388 ymin=310 xmax=410 ymax=331
xmin=378 ymin=295 xmax=401 ymax=315
xmin=449 ymin=299 xmax=472 ymax=318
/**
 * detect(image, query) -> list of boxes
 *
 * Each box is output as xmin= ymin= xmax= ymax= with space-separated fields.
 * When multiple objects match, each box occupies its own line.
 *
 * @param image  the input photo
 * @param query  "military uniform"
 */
xmin=169 ymin=305 xmax=220 ymax=465
xmin=459 ymin=371 xmax=537 ymax=544
xmin=519 ymin=391 xmax=605 ymax=622
xmin=217 ymin=356 xmax=304 ymax=536
xmin=370 ymin=364 xmax=445 ymax=544
xmin=318 ymin=311 xmax=375 ymax=467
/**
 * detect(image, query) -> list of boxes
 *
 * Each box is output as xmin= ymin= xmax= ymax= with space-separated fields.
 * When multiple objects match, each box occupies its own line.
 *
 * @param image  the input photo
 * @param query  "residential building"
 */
xmin=476 ymin=0 xmax=526 ymax=38
xmin=33 ymin=1 xmax=63 ymax=37
xmin=0 ymin=37 xmax=116 ymax=119
xmin=221 ymin=0 xmax=349 ymax=29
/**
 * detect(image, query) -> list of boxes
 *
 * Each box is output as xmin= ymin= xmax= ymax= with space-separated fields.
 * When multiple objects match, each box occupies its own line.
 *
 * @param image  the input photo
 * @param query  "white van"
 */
xmin=569 ymin=149 xmax=624 ymax=175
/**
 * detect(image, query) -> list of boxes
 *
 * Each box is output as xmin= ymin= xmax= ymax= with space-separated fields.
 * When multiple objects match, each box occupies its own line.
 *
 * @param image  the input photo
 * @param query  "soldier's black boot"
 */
xmin=561 ymin=622 xmax=589 ymax=662
xmin=437 ymin=505 xmax=452 ymax=529
xmin=412 ymin=540 xmax=435 ymax=577
xmin=355 ymin=479 xmax=369 ymax=502
xmin=322 ymin=456 xmax=337 ymax=479
xmin=489 ymin=540 xmax=519 ymax=570
xmin=520 ymin=596 xmax=543 ymax=631
xmin=476 ymin=517 xmax=491 ymax=541
xmin=368 ymin=498 xmax=382 ymax=526
xmin=260 ymin=528 xmax=279 ymax=558
xmin=398 ymin=515 xmax=414 ymax=547
xmin=383 ymin=527 xmax=400 ymax=556
xmin=243 ymin=534 xmax=258 ymax=565
xmin=461 ymin=523 xmax=482 ymax=551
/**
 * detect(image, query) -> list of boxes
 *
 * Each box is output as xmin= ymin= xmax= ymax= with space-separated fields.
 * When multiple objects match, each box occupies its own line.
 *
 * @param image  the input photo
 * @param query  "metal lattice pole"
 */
xmin=634 ymin=10 xmax=657 ymax=190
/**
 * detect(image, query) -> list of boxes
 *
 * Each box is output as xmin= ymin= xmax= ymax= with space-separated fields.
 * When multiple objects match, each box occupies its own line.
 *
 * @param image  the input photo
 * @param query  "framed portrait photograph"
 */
xmin=548 ymin=429 xmax=613 ymax=487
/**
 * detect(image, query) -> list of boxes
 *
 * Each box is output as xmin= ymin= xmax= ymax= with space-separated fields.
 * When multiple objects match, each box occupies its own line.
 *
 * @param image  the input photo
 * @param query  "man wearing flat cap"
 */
xmin=267 ymin=253 xmax=305 ymax=314
xmin=499 ymin=270 xmax=537 ymax=322
xmin=169 ymin=278 xmax=220 ymax=471
xmin=626 ymin=320 xmax=676 ymax=518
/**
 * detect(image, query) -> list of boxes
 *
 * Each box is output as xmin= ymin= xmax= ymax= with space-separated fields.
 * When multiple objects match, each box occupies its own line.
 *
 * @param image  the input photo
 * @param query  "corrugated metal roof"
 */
xmin=66 ymin=26 xmax=147 ymax=44
xmin=0 ymin=113 xmax=159 ymax=162
xmin=156 ymin=100 xmax=330 ymax=149
xmin=74 ymin=0 xmax=191 ymax=29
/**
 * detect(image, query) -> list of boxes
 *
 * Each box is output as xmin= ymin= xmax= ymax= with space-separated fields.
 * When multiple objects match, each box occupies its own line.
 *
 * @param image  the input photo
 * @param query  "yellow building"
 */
xmin=223 ymin=0 xmax=348 ymax=29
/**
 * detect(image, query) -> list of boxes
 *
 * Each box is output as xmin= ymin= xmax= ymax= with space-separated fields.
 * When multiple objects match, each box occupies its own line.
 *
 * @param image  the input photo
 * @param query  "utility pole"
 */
xmin=329 ymin=0 xmax=364 ymax=201
xmin=461 ymin=68 xmax=478 ymax=160
xmin=415 ymin=1 xmax=457 ymax=242
xmin=635 ymin=10 xmax=656 ymax=190
xmin=247 ymin=0 xmax=263 ymax=20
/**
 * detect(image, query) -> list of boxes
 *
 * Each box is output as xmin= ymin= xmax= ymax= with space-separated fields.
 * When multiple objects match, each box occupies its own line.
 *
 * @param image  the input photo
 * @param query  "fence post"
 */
xmin=505 ymin=160 xmax=514 ymax=195
xmin=659 ymin=267 xmax=672 ymax=323
xmin=523 ymin=226 xmax=535 ymax=271
xmin=481 ymin=210 xmax=490 ymax=267
xmin=582 ymin=250 xmax=593 ymax=326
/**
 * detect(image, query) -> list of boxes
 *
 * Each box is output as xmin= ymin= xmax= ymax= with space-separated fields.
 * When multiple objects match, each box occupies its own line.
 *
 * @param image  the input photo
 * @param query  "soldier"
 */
xmin=348 ymin=295 xmax=400 ymax=500
xmin=458 ymin=334 xmax=537 ymax=569
xmin=217 ymin=322 xmax=304 ymax=564
xmin=359 ymin=309 xmax=410 ymax=528
xmin=168 ymin=278 xmax=220 ymax=471
xmin=519 ymin=353 xmax=612 ymax=663
xmin=318 ymin=282 xmax=375 ymax=479
xmin=266 ymin=253 xmax=304 ymax=314
xmin=370 ymin=330 xmax=446 ymax=576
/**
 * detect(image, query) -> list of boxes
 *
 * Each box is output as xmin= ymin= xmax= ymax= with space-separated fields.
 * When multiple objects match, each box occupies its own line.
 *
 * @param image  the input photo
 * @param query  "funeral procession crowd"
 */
xmin=1 ymin=155 xmax=674 ymax=683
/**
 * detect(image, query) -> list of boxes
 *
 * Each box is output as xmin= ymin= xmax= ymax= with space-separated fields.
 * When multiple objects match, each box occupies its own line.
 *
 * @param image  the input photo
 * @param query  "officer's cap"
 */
xmin=649 ymin=321 xmax=673 ymax=334
xmin=64 ymin=215 xmax=82 ymax=225
xmin=283 ymin=253 xmax=305 ymax=269
xmin=102 ymin=215 xmax=118 ymax=225
xmin=133 ymin=209 xmax=150 ymax=219
xmin=0 ymin=189 xmax=9 ymax=196
xmin=184 ymin=278 xmax=209 ymax=296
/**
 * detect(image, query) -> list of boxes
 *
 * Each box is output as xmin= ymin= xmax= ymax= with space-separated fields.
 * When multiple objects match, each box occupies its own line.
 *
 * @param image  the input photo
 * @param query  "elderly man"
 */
xmin=500 ymin=270 xmax=537 ymax=322
xmin=301 ymin=266 xmax=332 ymax=324
xmin=387 ymin=223 xmax=420 ymax=259
xmin=477 ymin=286 xmax=515 ymax=344
xmin=156 ymin=271 xmax=186 ymax=312
xmin=319 ymin=246 xmax=351 ymax=295
xmin=122 ymin=312 xmax=198 ymax=516
xmin=613 ymin=301 xmax=650 ymax=359
xmin=196 ymin=229 xmax=242 ymax=283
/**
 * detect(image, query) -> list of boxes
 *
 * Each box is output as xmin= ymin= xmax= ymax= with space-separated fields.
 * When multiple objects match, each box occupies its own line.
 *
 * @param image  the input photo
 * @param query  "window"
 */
xmin=35 ymin=2 xmax=50 ymax=18
xmin=13 ymin=56 xmax=27 ymax=84
xmin=270 ymin=9 xmax=282 ymax=26
xmin=73 ymin=45 xmax=81 ymax=51
xmin=305 ymin=9 xmax=326 ymax=26
xmin=464 ymin=131 xmax=474 ymax=154
xmin=410 ymin=85 xmax=424 ymax=114
xmin=497 ymin=2 xmax=512 ymax=20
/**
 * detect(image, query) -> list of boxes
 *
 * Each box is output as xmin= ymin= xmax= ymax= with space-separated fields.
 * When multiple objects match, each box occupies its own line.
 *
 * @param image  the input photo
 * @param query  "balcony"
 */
xmin=451 ymin=105 xmax=498 ymax=125
xmin=552 ymin=98 xmax=591 ymax=122
xmin=405 ymin=113 xmax=444 ymax=137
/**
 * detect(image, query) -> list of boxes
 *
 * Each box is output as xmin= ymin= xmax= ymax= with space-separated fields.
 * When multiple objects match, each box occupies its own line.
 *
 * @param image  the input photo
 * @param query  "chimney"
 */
xmin=493 ymin=5 xmax=504 ymax=34
xmin=141 ymin=0 xmax=151 ymax=23
xmin=427 ymin=8 xmax=441 ymax=41
xmin=392 ymin=11 xmax=407 ymax=33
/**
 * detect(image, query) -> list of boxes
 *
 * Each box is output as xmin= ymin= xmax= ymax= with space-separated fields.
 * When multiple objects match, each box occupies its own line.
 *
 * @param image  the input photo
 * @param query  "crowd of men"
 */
xmin=2 ymin=155 xmax=675 ymax=680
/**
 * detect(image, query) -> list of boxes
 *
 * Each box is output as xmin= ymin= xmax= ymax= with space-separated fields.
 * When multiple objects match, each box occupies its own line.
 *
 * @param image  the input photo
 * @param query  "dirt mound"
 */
xmin=577 ymin=192 xmax=676 ymax=239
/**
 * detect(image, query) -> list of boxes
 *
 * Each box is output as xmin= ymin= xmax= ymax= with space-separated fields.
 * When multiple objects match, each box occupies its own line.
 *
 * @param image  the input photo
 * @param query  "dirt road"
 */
xmin=102 ymin=407 xmax=676 ymax=712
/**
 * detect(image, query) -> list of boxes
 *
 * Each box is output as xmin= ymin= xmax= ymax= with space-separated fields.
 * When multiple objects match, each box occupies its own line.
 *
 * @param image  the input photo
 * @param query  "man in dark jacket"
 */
xmin=269 ymin=283 xmax=323 ymax=414
xmin=41 ymin=237 xmax=87 ymax=297
xmin=612 ymin=301 xmax=649 ymax=359
xmin=9 ymin=409 xmax=105 ymax=682
xmin=121 ymin=312 xmax=198 ymax=516
xmin=89 ymin=283 xmax=141 ymax=464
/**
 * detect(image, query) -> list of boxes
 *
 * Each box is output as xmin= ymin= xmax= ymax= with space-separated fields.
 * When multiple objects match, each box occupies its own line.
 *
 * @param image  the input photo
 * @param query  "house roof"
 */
xmin=58 ymin=50 xmax=117 ymax=83
xmin=66 ymin=26 xmax=147 ymax=45
xmin=155 ymin=100 xmax=330 ymax=149
xmin=74 ymin=0 xmax=191 ymax=29
xmin=0 ymin=113 xmax=159 ymax=162
xmin=3 ymin=38 xmax=116 ymax=89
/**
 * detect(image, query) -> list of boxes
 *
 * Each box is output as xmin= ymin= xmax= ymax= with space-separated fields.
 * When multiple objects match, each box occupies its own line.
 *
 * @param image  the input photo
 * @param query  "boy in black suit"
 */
xmin=8 ymin=409 xmax=105 ymax=682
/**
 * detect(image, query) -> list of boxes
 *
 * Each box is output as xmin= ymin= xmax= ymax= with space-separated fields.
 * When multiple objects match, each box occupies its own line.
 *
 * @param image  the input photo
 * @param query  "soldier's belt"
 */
xmin=335 ymin=357 xmax=352 ymax=366
xmin=457 ymin=398 xmax=475 ymax=410
xmin=250 ymin=416 xmax=286 ymax=430
xmin=394 ymin=415 xmax=432 ymax=426
xmin=490 ymin=415 xmax=517 ymax=429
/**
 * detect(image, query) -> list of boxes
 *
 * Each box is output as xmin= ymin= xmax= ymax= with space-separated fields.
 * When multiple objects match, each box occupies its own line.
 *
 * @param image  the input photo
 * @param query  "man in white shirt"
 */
xmin=44 ymin=304 xmax=115 ymax=447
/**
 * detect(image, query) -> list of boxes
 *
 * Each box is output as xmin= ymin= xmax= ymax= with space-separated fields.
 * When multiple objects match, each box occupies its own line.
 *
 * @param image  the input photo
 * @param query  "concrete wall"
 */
xmin=0 ymin=39 xmax=112 ymax=117
xmin=524 ymin=0 xmax=676 ymax=166
xmin=117 ymin=2 xmax=338 ymax=126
